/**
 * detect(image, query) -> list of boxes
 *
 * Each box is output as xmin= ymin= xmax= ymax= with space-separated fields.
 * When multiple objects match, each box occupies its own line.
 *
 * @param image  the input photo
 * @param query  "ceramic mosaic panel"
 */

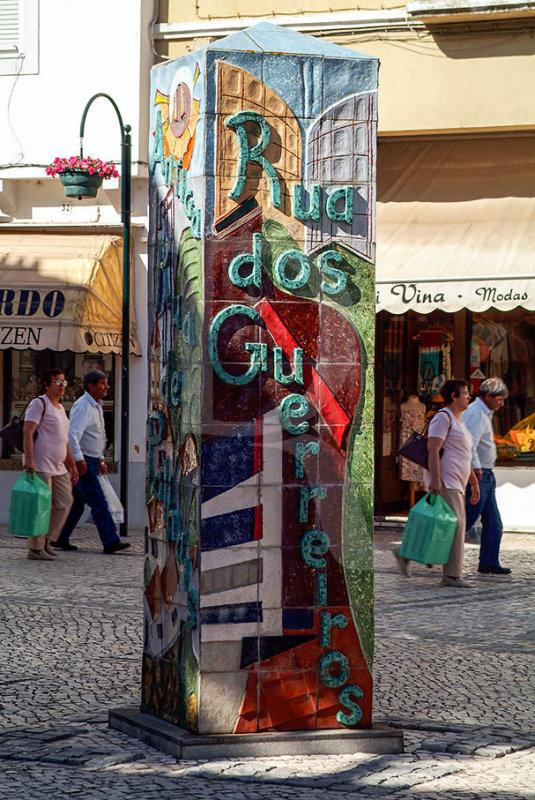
xmin=144 ymin=22 xmax=378 ymax=734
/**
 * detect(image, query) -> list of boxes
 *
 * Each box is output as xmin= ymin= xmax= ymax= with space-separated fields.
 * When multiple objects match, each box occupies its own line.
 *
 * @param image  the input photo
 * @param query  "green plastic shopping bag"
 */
xmin=399 ymin=492 xmax=457 ymax=565
xmin=8 ymin=472 xmax=52 ymax=537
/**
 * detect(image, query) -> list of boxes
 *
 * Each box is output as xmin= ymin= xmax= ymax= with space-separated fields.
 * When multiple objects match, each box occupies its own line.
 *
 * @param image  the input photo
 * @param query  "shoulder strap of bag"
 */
xmin=419 ymin=407 xmax=453 ymax=437
xmin=21 ymin=396 xmax=47 ymax=425
xmin=38 ymin=396 xmax=46 ymax=425
xmin=434 ymin=408 xmax=453 ymax=439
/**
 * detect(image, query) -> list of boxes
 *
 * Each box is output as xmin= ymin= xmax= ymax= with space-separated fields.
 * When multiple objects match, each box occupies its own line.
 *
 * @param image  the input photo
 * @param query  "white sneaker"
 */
xmin=441 ymin=576 xmax=470 ymax=588
xmin=27 ymin=549 xmax=55 ymax=561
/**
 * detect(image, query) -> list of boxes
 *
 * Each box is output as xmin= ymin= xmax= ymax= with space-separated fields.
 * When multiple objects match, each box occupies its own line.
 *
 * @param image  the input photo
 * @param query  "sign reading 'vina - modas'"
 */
xmin=144 ymin=22 xmax=378 ymax=735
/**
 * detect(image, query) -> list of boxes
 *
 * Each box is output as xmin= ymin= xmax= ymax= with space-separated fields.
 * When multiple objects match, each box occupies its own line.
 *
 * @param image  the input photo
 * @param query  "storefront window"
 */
xmin=470 ymin=311 xmax=535 ymax=464
xmin=2 ymin=350 xmax=116 ymax=460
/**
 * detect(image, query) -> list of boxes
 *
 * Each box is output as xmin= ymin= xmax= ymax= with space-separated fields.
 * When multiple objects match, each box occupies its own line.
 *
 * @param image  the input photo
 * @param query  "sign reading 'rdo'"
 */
xmin=144 ymin=22 xmax=378 ymax=736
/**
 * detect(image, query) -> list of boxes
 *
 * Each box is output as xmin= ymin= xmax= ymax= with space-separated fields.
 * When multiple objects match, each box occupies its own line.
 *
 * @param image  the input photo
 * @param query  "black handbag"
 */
xmin=397 ymin=410 xmax=451 ymax=470
xmin=0 ymin=397 xmax=46 ymax=453
xmin=397 ymin=429 xmax=430 ymax=469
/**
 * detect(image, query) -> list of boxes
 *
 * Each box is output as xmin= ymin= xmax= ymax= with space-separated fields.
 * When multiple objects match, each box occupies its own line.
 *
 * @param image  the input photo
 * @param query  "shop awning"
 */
xmin=0 ymin=233 xmax=140 ymax=354
xmin=375 ymin=137 xmax=535 ymax=314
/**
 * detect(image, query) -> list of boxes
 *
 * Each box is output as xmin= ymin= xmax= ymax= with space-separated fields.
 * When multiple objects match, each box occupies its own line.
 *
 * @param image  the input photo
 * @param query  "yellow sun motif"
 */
xmin=154 ymin=63 xmax=201 ymax=170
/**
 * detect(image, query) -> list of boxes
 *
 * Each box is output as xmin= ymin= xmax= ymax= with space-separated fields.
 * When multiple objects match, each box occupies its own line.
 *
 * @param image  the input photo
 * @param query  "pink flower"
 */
xmin=45 ymin=155 xmax=119 ymax=181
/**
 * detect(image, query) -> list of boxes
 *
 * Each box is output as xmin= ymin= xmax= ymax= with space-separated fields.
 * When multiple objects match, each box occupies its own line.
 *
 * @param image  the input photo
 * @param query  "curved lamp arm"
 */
xmin=79 ymin=92 xmax=131 ymax=155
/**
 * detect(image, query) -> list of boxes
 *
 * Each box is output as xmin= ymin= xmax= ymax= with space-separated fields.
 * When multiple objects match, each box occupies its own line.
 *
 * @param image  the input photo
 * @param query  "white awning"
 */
xmin=375 ymin=137 xmax=535 ymax=314
xmin=0 ymin=233 xmax=140 ymax=354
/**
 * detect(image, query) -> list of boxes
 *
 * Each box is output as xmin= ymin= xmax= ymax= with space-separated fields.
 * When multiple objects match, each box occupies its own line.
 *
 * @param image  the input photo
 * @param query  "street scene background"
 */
xmin=1 ymin=523 xmax=533 ymax=799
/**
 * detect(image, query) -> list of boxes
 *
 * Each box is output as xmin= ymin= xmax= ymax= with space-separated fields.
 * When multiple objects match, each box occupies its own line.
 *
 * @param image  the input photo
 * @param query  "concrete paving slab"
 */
xmin=0 ymin=523 xmax=533 ymax=799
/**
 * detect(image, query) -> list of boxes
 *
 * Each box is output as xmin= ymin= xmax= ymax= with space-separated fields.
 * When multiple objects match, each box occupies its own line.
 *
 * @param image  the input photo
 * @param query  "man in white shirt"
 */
xmin=462 ymin=377 xmax=510 ymax=576
xmin=53 ymin=370 xmax=130 ymax=555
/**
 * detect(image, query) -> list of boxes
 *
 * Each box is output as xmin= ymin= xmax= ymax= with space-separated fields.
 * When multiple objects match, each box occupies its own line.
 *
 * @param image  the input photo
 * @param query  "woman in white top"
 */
xmin=427 ymin=380 xmax=480 ymax=587
xmin=23 ymin=369 xmax=79 ymax=561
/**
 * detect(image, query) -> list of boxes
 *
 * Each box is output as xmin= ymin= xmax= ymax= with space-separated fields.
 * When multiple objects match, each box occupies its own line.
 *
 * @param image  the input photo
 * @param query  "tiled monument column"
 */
xmin=142 ymin=23 xmax=380 ymax=739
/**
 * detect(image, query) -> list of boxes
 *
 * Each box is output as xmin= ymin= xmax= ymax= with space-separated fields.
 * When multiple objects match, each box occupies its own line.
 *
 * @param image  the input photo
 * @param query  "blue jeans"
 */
xmin=465 ymin=469 xmax=503 ymax=569
xmin=57 ymin=456 xmax=119 ymax=548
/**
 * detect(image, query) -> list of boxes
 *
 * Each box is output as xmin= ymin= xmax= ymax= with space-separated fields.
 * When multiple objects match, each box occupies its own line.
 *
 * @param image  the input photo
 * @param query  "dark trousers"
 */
xmin=57 ymin=455 xmax=119 ymax=548
xmin=465 ymin=469 xmax=503 ymax=569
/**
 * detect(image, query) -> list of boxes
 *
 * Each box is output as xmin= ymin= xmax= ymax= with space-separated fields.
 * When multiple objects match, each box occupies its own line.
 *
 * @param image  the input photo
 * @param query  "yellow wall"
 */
xmin=163 ymin=0 xmax=402 ymax=18
xmin=339 ymin=29 xmax=535 ymax=134
xmin=156 ymin=2 xmax=535 ymax=135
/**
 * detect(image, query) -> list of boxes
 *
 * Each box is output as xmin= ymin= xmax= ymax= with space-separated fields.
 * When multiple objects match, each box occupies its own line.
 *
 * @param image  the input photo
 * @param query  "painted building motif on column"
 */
xmin=144 ymin=22 xmax=378 ymax=734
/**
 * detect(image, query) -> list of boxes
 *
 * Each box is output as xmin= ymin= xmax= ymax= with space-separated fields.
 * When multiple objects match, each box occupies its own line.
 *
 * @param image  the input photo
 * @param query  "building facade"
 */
xmin=152 ymin=0 xmax=535 ymax=531
xmin=0 ymin=0 xmax=154 ymax=526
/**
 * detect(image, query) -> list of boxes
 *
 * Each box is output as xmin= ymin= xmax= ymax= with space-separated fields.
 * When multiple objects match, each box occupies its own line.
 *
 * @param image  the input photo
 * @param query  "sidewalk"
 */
xmin=0 ymin=523 xmax=533 ymax=799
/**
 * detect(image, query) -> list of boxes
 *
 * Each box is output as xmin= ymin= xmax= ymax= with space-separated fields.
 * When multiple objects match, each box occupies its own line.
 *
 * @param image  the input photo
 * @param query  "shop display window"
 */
xmin=2 ymin=350 xmax=116 ymax=461
xmin=470 ymin=311 xmax=535 ymax=464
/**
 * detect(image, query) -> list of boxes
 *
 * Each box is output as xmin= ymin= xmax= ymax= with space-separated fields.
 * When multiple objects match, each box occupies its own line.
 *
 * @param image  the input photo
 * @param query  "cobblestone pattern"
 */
xmin=0 ymin=524 xmax=533 ymax=799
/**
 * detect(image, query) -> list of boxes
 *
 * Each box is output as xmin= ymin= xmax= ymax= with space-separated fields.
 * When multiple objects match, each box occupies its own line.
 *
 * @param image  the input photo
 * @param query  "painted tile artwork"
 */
xmin=143 ymin=23 xmax=378 ymax=734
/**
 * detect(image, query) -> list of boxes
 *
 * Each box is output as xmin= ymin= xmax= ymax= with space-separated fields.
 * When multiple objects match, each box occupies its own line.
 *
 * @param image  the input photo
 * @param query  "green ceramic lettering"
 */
xmin=164 ymin=155 xmax=176 ymax=185
xmin=187 ymin=587 xmax=198 ymax=629
xmin=182 ymin=311 xmax=196 ymax=346
xmin=316 ymin=571 xmax=327 ymax=605
xmin=298 ymin=486 xmax=327 ymax=522
xmin=274 ymin=346 xmax=304 ymax=386
xmin=192 ymin=208 xmax=202 ymax=239
xmin=176 ymin=521 xmax=188 ymax=565
xmin=300 ymin=529 xmax=330 ymax=568
xmin=148 ymin=410 xmax=166 ymax=446
xmin=147 ymin=439 xmax=155 ymax=482
xmin=167 ymin=509 xmax=179 ymax=542
xmin=319 ymin=250 xmax=347 ymax=295
xmin=224 ymin=111 xmax=281 ymax=208
xmin=208 ymin=305 xmax=261 ymax=385
xmin=152 ymin=470 xmax=164 ymax=502
xmin=275 ymin=250 xmax=310 ymax=291
xmin=278 ymin=393 xmax=309 ymax=435
xmin=245 ymin=342 xmax=267 ymax=372
xmin=170 ymin=370 xmax=182 ymax=407
xmin=292 ymin=183 xmax=321 ymax=221
xmin=319 ymin=651 xmax=350 ymax=688
xmin=150 ymin=109 xmax=165 ymax=174
xmin=326 ymin=186 xmax=353 ymax=224
xmin=184 ymin=188 xmax=195 ymax=217
xmin=163 ymin=457 xmax=172 ymax=517
xmin=177 ymin=168 xmax=187 ymax=201
xmin=320 ymin=612 xmax=348 ymax=648
xmin=228 ymin=233 xmax=262 ymax=289
xmin=294 ymin=441 xmax=320 ymax=478
xmin=337 ymin=685 xmax=363 ymax=725
xmin=173 ymin=295 xmax=182 ymax=328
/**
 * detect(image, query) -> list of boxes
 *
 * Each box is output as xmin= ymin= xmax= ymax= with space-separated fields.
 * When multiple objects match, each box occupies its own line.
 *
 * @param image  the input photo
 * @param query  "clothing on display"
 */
xmin=382 ymin=395 xmax=397 ymax=457
xmin=384 ymin=318 xmax=404 ymax=394
xmin=417 ymin=329 xmax=452 ymax=402
xmin=399 ymin=396 xmax=426 ymax=483
xmin=471 ymin=314 xmax=535 ymax=455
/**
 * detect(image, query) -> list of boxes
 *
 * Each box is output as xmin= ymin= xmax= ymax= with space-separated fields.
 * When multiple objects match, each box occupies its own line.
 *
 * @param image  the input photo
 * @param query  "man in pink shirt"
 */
xmin=23 ymin=368 xmax=79 ymax=561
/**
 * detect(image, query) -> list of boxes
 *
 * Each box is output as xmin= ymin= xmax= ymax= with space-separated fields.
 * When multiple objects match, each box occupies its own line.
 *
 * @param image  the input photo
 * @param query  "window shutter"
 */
xmin=0 ymin=0 xmax=20 ymax=54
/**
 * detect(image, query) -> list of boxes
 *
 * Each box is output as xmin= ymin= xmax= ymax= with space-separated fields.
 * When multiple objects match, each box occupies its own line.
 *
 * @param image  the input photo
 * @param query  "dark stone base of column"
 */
xmin=109 ymin=707 xmax=404 ymax=759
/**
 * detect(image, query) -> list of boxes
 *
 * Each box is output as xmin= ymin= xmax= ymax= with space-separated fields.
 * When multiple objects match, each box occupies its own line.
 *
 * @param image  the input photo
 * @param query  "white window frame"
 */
xmin=0 ymin=0 xmax=39 ymax=76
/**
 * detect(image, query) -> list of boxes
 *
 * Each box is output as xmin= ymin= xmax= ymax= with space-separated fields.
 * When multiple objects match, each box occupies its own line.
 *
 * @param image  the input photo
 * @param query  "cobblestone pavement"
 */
xmin=0 ymin=523 xmax=533 ymax=799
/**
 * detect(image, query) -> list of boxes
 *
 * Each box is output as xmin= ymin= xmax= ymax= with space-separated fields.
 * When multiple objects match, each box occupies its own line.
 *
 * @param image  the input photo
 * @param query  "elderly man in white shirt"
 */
xmin=53 ymin=370 xmax=130 ymax=555
xmin=462 ymin=377 xmax=511 ymax=576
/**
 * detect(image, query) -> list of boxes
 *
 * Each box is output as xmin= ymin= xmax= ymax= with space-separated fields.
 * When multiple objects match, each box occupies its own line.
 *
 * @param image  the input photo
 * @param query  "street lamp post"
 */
xmin=79 ymin=93 xmax=131 ymax=537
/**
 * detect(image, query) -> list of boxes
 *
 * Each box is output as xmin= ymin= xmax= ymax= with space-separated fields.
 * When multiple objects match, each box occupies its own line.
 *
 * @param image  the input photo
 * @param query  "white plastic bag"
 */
xmin=98 ymin=474 xmax=124 ymax=524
